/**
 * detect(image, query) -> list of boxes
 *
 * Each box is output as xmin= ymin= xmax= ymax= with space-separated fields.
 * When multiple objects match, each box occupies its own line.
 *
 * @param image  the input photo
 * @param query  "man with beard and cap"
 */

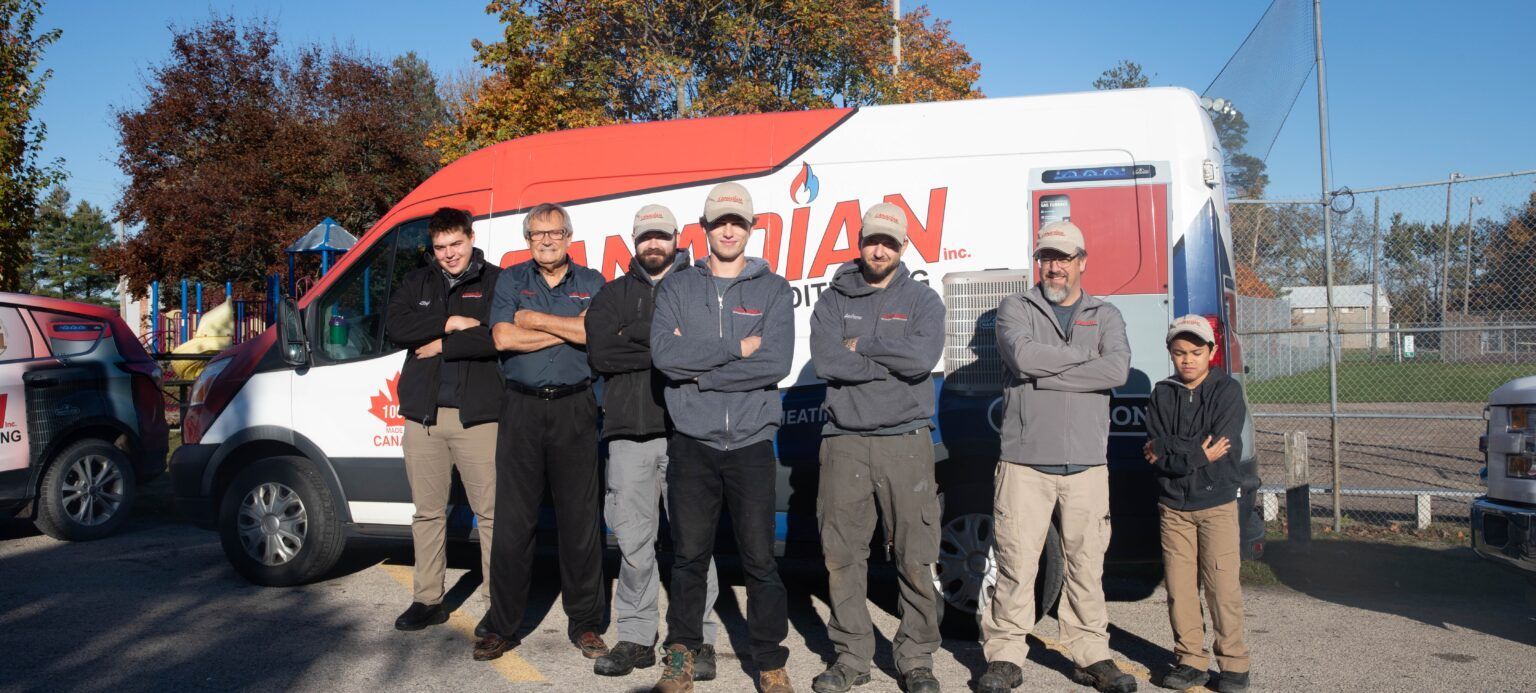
xmin=977 ymin=220 xmax=1134 ymax=693
xmin=808 ymin=203 xmax=946 ymax=693
xmin=584 ymin=204 xmax=722 ymax=680
xmin=384 ymin=207 xmax=503 ymax=634
xmin=649 ymin=182 xmax=796 ymax=693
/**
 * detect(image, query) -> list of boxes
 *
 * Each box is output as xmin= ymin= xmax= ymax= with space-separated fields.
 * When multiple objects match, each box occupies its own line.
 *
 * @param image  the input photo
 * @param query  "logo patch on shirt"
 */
xmin=418 ymin=300 xmax=431 ymax=306
xmin=732 ymin=307 xmax=763 ymax=316
xmin=1075 ymin=320 xmax=1097 ymax=326
xmin=520 ymin=289 xmax=537 ymax=297
xmin=462 ymin=292 xmax=483 ymax=299
xmin=843 ymin=314 xmax=863 ymax=320
xmin=880 ymin=312 xmax=909 ymax=321
xmin=568 ymin=292 xmax=592 ymax=300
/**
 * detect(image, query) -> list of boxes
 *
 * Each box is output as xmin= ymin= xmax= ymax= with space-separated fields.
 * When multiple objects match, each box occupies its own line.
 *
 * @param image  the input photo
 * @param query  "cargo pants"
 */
xmin=1160 ymin=500 xmax=1250 ymax=673
xmin=401 ymin=407 xmax=497 ymax=605
xmin=817 ymin=429 xmax=943 ymax=676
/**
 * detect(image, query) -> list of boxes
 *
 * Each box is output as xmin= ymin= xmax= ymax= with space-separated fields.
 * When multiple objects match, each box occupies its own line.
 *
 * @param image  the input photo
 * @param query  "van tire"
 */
xmin=34 ymin=439 xmax=137 ymax=541
xmin=218 ymin=456 xmax=346 ymax=586
xmin=935 ymin=483 xmax=1064 ymax=637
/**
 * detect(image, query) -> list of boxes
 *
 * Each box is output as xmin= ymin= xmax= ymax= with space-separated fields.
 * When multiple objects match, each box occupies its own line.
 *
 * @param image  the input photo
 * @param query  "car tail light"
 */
xmin=1202 ymin=314 xmax=1227 ymax=371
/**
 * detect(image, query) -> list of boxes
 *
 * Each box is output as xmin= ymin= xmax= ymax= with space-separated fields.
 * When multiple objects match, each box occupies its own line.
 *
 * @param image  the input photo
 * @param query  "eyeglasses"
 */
xmin=527 ymin=229 xmax=570 ymax=241
xmin=1035 ymin=254 xmax=1080 ymax=267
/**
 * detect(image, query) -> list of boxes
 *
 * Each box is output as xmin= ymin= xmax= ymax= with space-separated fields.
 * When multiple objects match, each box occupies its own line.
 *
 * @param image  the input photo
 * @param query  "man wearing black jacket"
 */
xmin=585 ymin=204 xmax=720 ymax=680
xmin=383 ymin=207 xmax=503 ymax=632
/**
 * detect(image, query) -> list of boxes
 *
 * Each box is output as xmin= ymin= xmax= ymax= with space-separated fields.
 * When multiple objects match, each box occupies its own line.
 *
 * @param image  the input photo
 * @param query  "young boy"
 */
xmin=1143 ymin=315 xmax=1251 ymax=693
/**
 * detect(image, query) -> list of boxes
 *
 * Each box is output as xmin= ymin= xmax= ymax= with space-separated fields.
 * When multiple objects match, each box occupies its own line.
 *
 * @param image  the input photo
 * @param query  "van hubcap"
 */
xmin=61 ymin=455 xmax=125 ymax=526
xmin=238 ymin=482 xmax=308 ymax=566
xmin=936 ymin=513 xmax=996 ymax=614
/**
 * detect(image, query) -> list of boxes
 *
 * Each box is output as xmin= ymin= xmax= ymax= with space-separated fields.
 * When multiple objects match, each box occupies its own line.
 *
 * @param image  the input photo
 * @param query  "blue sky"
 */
xmin=33 ymin=1 xmax=1536 ymax=218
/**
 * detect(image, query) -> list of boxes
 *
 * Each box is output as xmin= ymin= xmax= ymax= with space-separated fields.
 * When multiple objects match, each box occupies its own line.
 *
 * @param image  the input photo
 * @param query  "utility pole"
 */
xmin=892 ymin=0 xmax=902 ymax=73
xmin=1463 ymin=195 xmax=1481 ymax=315
xmin=1313 ymin=0 xmax=1343 ymax=534
xmin=1370 ymin=196 xmax=1380 ymax=358
xmin=1440 ymin=171 xmax=1460 ymax=327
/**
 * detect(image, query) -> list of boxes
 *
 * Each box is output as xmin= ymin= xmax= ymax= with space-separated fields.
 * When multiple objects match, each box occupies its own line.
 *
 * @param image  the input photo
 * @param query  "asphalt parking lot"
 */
xmin=2 ymin=478 xmax=1534 ymax=692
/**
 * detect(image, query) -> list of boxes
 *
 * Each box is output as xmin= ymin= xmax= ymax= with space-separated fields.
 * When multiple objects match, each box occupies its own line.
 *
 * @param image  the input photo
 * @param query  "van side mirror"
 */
xmin=276 ymin=298 xmax=310 ymax=366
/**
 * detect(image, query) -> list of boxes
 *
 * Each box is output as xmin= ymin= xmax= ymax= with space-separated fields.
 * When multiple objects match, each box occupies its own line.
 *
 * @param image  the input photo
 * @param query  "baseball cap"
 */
xmin=632 ymin=204 xmax=678 ymax=240
xmin=860 ymin=203 xmax=908 ymax=245
xmin=1166 ymin=314 xmax=1216 ymax=345
xmin=1035 ymin=220 xmax=1085 ymax=258
xmin=703 ymin=182 xmax=754 ymax=223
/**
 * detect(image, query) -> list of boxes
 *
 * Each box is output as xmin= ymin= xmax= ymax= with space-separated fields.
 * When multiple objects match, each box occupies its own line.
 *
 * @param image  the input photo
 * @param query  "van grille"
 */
xmin=943 ymin=271 xmax=1031 ymax=393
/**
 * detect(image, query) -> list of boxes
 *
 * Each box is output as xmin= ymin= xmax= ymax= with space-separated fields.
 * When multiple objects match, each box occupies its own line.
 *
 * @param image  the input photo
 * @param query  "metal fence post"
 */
xmin=1439 ymin=172 xmax=1459 ymax=330
xmin=1370 ymin=196 xmax=1380 ymax=359
xmin=1313 ymin=0 xmax=1343 ymax=533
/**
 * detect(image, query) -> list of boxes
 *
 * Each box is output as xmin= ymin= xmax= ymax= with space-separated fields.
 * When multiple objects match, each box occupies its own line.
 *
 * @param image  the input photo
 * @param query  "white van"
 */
xmin=171 ymin=87 xmax=1261 ymax=621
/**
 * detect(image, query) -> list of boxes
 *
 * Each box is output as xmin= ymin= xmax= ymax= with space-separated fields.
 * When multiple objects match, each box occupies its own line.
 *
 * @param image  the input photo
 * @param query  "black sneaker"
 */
xmin=903 ymin=666 xmax=941 ymax=693
xmin=693 ymin=644 xmax=717 ymax=682
xmin=1216 ymin=671 xmax=1249 ymax=693
xmin=394 ymin=602 xmax=448 ymax=631
xmin=1072 ymin=660 xmax=1137 ymax=693
xmin=1160 ymin=664 xmax=1209 ymax=690
xmin=812 ymin=662 xmax=871 ymax=692
xmin=594 ymin=641 xmax=656 ymax=676
xmin=976 ymin=661 xmax=1024 ymax=693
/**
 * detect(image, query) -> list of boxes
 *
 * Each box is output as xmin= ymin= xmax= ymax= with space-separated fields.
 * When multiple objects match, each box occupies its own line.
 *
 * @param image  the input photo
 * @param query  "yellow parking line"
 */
xmin=1031 ymin=634 xmax=1151 ymax=682
xmin=377 ymin=563 xmax=544 ymax=682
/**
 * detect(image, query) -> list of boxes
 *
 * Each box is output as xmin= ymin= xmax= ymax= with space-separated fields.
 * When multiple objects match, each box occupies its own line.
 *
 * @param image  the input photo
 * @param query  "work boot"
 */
xmin=811 ymin=662 xmax=870 ymax=692
xmin=394 ymin=602 xmax=448 ymax=631
xmin=1216 ymin=671 xmax=1249 ymax=693
xmin=759 ymin=667 xmax=795 ymax=693
xmin=693 ymin=644 xmax=717 ymax=682
xmin=594 ymin=641 xmax=656 ymax=676
xmin=654 ymin=644 xmax=695 ymax=693
xmin=1072 ymin=659 xmax=1137 ymax=693
xmin=473 ymin=611 xmax=492 ymax=638
xmin=574 ymin=631 xmax=610 ymax=659
xmin=976 ymin=661 xmax=1023 ymax=693
xmin=902 ymin=666 xmax=941 ymax=693
xmin=1160 ymin=664 xmax=1209 ymax=690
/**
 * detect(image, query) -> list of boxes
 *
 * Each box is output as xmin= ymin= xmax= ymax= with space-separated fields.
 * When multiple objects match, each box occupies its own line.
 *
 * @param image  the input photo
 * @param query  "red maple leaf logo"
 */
xmin=368 ymin=373 xmax=405 ymax=427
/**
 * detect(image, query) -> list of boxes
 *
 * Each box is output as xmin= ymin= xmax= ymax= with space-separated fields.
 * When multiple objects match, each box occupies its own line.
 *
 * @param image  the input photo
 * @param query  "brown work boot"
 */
xmin=759 ymin=667 xmax=795 ymax=693
xmin=575 ymin=631 xmax=609 ymax=659
xmin=654 ymin=644 xmax=695 ymax=693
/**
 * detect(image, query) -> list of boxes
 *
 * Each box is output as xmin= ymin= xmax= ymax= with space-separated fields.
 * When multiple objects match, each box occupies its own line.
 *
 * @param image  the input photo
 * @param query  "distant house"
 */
xmin=1281 ymin=284 xmax=1392 ymax=349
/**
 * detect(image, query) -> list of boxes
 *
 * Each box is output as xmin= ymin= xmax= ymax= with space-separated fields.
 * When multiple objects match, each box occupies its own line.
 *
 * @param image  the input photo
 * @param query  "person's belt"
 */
xmin=506 ymin=379 xmax=590 ymax=400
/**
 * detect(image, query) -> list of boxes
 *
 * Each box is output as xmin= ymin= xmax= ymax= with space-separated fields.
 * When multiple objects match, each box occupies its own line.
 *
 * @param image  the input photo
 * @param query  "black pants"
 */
xmin=663 ymin=435 xmax=788 ymax=670
xmin=486 ymin=387 xmax=605 ymax=641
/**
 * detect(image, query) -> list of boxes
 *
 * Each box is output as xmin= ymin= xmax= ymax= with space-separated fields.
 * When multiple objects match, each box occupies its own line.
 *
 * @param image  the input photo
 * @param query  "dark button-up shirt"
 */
xmin=489 ymin=258 xmax=605 ymax=387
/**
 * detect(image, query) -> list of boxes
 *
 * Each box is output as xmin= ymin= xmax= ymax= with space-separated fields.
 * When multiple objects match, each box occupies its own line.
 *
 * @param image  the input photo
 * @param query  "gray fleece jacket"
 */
xmin=996 ymin=285 xmax=1131 ymax=467
xmin=650 ymin=256 xmax=794 ymax=451
xmin=811 ymin=261 xmax=945 ymax=435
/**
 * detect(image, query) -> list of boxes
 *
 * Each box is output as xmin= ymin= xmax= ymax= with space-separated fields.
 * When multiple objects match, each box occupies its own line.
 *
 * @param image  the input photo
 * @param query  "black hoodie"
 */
xmin=585 ymin=250 xmax=690 ymax=440
xmin=384 ymin=248 xmax=504 ymax=427
xmin=1146 ymin=368 xmax=1247 ymax=511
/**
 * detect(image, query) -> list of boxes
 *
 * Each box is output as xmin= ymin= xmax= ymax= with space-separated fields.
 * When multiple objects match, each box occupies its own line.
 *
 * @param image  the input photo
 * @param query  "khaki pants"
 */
xmin=402 ymin=407 xmax=497 ymax=605
xmin=982 ymin=463 xmax=1113 ymax=668
xmin=1159 ymin=501 xmax=1250 ymax=673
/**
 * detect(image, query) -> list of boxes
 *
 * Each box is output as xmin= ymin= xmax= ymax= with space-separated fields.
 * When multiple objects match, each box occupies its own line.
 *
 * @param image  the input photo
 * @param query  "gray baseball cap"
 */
xmin=632 ymin=204 xmax=678 ymax=240
xmin=860 ymin=202 xmax=908 ymax=245
xmin=1166 ymin=314 xmax=1217 ymax=345
xmin=703 ymin=182 xmax=754 ymax=223
xmin=1035 ymin=220 xmax=1086 ymax=257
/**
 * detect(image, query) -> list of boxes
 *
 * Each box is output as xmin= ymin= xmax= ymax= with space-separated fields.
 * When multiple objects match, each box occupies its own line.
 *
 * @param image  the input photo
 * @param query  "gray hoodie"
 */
xmin=996 ymin=285 xmax=1131 ymax=467
xmin=650 ymin=256 xmax=794 ymax=450
xmin=811 ymin=261 xmax=945 ymax=435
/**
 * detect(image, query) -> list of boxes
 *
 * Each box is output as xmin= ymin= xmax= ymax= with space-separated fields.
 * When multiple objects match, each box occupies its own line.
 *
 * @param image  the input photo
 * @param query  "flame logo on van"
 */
xmin=368 ymin=372 xmax=405 ymax=428
xmin=790 ymin=162 xmax=819 ymax=204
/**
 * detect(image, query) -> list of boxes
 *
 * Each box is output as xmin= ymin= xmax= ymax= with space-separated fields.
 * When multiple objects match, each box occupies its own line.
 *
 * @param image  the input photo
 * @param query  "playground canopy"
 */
xmin=286 ymin=217 xmax=358 ymax=254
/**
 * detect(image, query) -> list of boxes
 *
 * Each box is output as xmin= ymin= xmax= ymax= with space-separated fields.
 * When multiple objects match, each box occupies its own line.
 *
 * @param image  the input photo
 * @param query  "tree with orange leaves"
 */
xmin=428 ymin=0 xmax=982 ymax=164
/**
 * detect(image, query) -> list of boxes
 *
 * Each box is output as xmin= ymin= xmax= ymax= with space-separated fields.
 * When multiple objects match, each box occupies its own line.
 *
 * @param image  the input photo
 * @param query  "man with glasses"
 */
xmin=475 ymin=202 xmax=610 ymax=664
xmin=649 ymin=182 xmax=796 ymax=693
xmin=977 ymin=221 xmax=1135 ymax=693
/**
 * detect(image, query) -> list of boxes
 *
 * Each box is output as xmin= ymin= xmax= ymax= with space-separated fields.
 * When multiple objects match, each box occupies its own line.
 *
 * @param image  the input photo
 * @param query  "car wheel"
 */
xmin=218 ymin=456 xmax=346 ymax=586
xmin=935 ymin=484 xmax=1065 ymax=636
xmin=34 ymin=439 xmax=137 ymax=541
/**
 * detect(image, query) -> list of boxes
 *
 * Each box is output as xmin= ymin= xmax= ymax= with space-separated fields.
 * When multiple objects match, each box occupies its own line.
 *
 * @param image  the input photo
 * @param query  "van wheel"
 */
xmin=935 ymin=483 xmax=1064 ymax=636
xmin=218 ymin=457 xmax=346 ymax=586
xmin=34 ymin=439 xmax=137 ymax=541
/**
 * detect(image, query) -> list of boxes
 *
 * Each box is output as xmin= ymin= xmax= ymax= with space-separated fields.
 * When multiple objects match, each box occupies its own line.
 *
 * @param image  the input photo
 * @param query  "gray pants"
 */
xmin=817 ymin=430 xmax=943 ymax=675
xmin=607 ymin=436 xmax=719 ymax=646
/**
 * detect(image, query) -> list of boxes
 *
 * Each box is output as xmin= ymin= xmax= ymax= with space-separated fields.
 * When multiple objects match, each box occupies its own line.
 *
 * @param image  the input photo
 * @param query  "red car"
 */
xmin=0 ymin=293 xmax=169 ymax=540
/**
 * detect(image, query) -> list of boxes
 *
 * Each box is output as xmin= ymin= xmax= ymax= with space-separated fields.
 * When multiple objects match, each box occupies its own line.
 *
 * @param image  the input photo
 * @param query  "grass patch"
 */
xmin=1239 ymin=560 xmax=1280 ymax=587
xmin=1246 ymin=361 xmax=1527 ymax=404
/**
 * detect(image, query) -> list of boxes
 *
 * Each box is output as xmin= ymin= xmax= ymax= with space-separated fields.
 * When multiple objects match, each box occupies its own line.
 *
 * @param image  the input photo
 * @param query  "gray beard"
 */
xmin=1043 ymin=284 xmax=1068 ymax=303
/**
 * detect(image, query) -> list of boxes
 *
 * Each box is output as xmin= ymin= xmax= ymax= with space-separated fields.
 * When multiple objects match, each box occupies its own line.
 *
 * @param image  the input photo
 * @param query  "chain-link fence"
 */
xmin=1232 ymin=169 xmax=1536 ymax=533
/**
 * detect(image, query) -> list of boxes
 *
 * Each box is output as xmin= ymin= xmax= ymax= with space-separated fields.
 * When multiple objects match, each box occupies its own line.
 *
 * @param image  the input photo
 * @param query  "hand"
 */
xmin=673 ymin=327 xmax=682 ymax=336
xmin=844 ymin=337 xmax=859 ymax=351
xmin=514 ymin=309 xmax=540 ymax=329
xmin=416 ymin=339 xmax=444 ymax=359
xmin=1201 ymin=435 xmax=1231 ymax=463
xmin=740 ymin=335 xmax=762 ymax=357
xmin=1143 ymin=440 xmax=1158 ymax=464
xmin=445 ymin=315 xmax=480 ymax=333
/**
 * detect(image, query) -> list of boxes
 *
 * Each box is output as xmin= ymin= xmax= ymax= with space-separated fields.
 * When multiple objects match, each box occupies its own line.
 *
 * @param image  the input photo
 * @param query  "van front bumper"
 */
xmin=1470 ymin=496 xmax=1536 ymax=574
xmin=170 ymin=443 xmax=219 ymax=529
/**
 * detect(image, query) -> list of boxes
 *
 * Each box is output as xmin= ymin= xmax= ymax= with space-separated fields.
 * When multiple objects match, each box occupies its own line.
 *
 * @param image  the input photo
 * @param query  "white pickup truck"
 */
xmin=1472 ymin=376 xmax=1536 ymax=574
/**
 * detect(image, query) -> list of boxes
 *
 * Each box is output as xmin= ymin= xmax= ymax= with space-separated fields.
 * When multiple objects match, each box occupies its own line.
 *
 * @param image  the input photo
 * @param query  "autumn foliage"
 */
xmin=428 ymin=0 xmax=983 ymax=163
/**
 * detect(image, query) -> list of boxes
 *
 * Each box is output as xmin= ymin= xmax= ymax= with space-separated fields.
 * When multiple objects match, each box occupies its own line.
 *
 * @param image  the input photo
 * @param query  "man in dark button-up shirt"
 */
xmin=474 ymin=202 xmax=611 ymax=665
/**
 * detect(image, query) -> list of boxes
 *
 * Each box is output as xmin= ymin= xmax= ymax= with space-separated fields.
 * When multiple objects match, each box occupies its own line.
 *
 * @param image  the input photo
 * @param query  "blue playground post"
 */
xmin=196 ymin=282 xmax=203 ymax=313
xmin=320 ymin=249 xmax=329 ymax=276
xmin=363 ymin=267 xmax=371 ymax=315
xmin=150 ymin=280 xmax=160 ymax=353
xmin=180 ymin=279 xmax=189 ymax=346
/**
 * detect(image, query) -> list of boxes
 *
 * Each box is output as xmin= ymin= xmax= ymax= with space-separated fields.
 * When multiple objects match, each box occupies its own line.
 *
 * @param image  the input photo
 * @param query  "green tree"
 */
xmin=26 ymin=185 xmax=116 ymax=303
xmin=0 ymin=0 xmax=62 ymax=291
xmin=1092 ymin=59 xmax=1151 ymax=90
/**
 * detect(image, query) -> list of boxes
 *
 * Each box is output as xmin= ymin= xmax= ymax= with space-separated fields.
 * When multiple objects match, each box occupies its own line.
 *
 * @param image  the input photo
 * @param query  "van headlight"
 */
xmin=1510 ymin=405 xmax=1532 ymax=434
xmin=189 ymin=359 xmax=229 ymax=408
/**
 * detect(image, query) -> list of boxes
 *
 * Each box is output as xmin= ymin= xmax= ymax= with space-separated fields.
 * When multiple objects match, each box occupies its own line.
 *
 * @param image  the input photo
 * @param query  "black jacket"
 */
xmin=585 ymin=251 xmax=690 ymax=440
xmin=1146 ymin=369 xmax=1247 ymax=511
xmin=384 ymin=248 xmax=504 ymax=427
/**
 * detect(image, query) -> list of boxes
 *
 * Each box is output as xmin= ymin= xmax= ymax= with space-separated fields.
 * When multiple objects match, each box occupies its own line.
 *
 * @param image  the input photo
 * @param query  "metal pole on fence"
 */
xmin=1313 ymin=0 xmax=1343 ymax=533
xmin=1463 ymin=196 xmax=1481 ymax=317
xmin=1370 ymin=196 xmax=1380 ymax=359
xmin=1439 ymin=172 xmax=1460 ymax=329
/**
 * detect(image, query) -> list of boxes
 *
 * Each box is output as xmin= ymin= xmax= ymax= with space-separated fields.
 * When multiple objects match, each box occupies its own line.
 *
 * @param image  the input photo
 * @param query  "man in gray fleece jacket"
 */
xmin=977 ymin=221 xmax=1136 ymax=693
xmin=649 ymin=182 xmax=796 ymax=693
xmin=809 ymin=203 xmax=945 ymax=693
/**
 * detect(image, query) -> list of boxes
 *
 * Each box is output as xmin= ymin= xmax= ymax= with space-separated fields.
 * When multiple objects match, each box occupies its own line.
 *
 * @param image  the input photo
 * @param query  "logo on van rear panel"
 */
xmin=0 ymin=393 xmax=19 ymax=445
xmin=790 ymin=162 xmax=819 ymax=204
xmin=368 ymin=372 xmax=405 ymax=447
